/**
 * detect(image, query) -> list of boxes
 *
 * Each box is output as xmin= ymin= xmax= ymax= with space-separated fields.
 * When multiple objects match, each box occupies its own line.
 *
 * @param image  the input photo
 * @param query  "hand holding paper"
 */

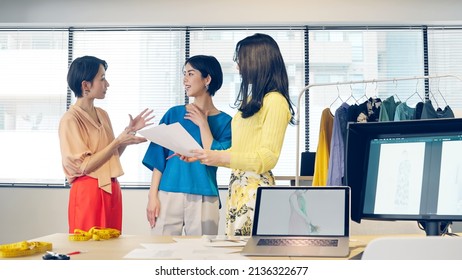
xmin=138 ymin=122 xmax=202 ymax=157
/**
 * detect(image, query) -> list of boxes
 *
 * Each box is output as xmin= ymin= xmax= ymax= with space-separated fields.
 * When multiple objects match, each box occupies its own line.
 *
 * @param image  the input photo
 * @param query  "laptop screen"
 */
xmin=253 ymin=187 xmax=350 ymax=237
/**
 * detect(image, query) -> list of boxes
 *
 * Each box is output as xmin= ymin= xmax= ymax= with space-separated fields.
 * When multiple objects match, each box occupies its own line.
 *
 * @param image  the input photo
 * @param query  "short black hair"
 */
xmin=67 ymin=56 xmax=108 ymax=98
xmin=184 ymin=55 xmax=223 ymax=96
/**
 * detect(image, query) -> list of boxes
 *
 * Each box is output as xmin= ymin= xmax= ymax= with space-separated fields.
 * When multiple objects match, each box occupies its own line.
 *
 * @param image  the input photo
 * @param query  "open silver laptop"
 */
xmin=241 ymin=186 xmax=350 ymax=257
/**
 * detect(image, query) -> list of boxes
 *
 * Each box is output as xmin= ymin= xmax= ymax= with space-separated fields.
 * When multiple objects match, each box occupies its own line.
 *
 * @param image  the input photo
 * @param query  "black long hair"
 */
xmin=233 ymin=33 xmax=295 ymax=124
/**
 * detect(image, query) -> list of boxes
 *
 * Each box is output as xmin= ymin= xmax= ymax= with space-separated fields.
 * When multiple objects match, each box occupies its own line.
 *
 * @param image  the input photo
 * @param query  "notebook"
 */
xmin=240 ymin=186 xmax=350 ymax=257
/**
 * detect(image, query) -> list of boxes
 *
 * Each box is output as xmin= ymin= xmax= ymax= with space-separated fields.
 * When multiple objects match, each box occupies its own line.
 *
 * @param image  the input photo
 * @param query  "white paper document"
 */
xmin=123 ymin=238 xmax=248 ymax=260
xmin=138 ymin=122 xmax=202 ymax=157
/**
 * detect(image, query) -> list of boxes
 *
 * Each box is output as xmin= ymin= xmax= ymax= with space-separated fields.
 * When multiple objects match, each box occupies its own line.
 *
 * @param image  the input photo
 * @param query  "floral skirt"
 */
xmin=225 ymin=169 xmax=275 ymax=236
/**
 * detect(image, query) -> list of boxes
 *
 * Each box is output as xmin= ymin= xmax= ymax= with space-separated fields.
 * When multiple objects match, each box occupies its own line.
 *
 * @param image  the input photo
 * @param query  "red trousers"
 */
xmin=68 ymin=176 xmax=122 ymax=233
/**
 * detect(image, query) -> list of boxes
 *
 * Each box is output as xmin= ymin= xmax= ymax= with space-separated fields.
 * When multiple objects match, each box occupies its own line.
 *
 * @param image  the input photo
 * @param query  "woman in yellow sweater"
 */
xmin=182 ymin=33 xmax=295 ymax=236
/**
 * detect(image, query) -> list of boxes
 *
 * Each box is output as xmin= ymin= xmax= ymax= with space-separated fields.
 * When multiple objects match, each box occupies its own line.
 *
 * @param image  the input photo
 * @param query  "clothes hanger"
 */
xmin=428 ymin=86 xmax=441 ymax=110
xmin=344 ymin=84 xmax=359 ymax=105
xmin=405 ymin=79 xmax=424 ymax=104
xmin=356 ymin=82 xmax=369 ymax=104
xmin=392 ymin=79 xmax=402 ymax=103
xmin=329 ymin=84 xmax=344 ymax=113
xmin=435 ymin=78 xmax=449 ymax=108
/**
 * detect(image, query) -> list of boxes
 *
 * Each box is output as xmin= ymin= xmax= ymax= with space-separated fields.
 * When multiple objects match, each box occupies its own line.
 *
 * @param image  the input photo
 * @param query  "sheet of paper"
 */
xmin=124 ymin=239 xmax=248 ymax=260
xmin=123 ymin=248 xmax=178 ymax=259
xmin=201 ymin=235 xmax=248 ymax=247
xmin=138 ymin=122 xmax=202 ymax=157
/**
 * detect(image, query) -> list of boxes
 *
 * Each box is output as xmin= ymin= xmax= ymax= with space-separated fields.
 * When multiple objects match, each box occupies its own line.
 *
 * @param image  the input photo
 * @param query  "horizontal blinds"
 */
xmin=2 ymin=26 xmax=462 ymax=186
xmin=70 ymin=29 xmax=186 ymax=184
xmin=307 ymin=28 xmax=425 ymax=152
xmin=427 ymin=28 xmax=462 ymax=111
xmin=0 ymin=29 xmax=68 ymax=184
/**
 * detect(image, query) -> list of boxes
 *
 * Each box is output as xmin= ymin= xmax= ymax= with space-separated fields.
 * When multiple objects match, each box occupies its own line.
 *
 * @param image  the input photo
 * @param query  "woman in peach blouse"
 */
xmin=59 ymin=56 xmax=154 ymax=233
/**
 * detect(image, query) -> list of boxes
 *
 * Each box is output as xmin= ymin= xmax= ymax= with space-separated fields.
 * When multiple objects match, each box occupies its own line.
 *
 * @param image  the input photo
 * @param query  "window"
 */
xmin=307 ymin=28 xmax=424 ymax=151
xmin=0 ymin=29 xmax=68 ymax=184
xmin=70 ymin=28 xmax=186 ymax=185
xmin=427 ymin=27 xmax=462 ymax=113
xmin=2 ymin=26 xmax=462 ymax=187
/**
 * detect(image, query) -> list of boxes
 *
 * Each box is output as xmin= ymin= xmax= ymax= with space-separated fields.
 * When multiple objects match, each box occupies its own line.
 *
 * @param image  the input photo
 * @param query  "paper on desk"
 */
xmin=138 ymin=122 xmax=202 ymax=157
xmin=123 ymin=239 xmax=248 ymax=260
xmin=201 ymin=235 xmax=248 ymax=247
xmin=123 ymin=248 xmax=177 ymax=259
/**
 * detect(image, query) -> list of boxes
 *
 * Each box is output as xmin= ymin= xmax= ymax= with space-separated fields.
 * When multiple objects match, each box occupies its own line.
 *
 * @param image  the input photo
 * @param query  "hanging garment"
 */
xmin=379 ymin=95 xmax=400 ymax=122
xmin=366 ymin=97 xmax=382 ymax=122
xmin=348 ymin=98 xmax=382 ymax=123
xmin=414 ymin=101 xmax=424 ymax=119
xmin=327 ymin=103 xmax=350 ymax=186
xmin=394 ymin=102 xmax=416 ymax=121
xmin=420 ymin=100 xmax=454 ymax=119
xmin=312 ymin=108 xmax=334 ymax=186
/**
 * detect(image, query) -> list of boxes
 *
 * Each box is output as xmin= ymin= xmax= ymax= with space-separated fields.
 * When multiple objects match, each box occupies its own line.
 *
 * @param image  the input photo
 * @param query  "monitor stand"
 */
xmin=419 ymin=221 xmax=451 ymax=236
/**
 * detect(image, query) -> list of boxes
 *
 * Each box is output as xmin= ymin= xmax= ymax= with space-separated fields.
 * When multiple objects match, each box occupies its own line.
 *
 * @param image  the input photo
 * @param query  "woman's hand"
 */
xmin=126 ymin=108 xmax=155 ymax=133
xmin=184 ymin=104 xmax=208 ymax=127
xmin=180 ymin=149 xmax=229 ymax=166
xmin=116 ymin=130 xmax=147 ymax=146
xmin=178 ymin=154 xmax=200 ymax=163
xmin=146 ymin=194 xmax=161 ymax=228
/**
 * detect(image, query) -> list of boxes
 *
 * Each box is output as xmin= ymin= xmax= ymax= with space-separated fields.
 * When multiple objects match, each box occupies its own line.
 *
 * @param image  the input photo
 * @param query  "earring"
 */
xmin=205 ymin=84 xmax=209 ymax=91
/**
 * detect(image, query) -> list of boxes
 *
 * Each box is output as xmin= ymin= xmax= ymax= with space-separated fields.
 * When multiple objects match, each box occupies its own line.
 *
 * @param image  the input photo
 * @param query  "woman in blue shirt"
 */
xmin=142 ymin=55 xmax=232 ymax=235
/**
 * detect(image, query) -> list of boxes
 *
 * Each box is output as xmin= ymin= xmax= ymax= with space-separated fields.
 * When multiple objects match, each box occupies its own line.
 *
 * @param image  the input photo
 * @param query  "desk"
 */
xmin=0 ymin=233 xmax=406 ymax=260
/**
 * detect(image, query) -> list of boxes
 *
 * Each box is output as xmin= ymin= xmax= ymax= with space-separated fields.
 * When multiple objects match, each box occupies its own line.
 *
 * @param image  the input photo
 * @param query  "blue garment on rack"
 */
xmin=394 ymin=102 xmax=415 ymax=121
xmin=327 ymin=102 xmax=349 ymax=186
xmin=379 ymin=95 xmax=400 ymax=122
xmin=420 ymin=100 xmax=454 ymax=119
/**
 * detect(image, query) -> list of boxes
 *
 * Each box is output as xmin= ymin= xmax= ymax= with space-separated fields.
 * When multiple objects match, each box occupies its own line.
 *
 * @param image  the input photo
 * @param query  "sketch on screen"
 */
xmin=288 ymin=189 xmax=319 ymax=234
xmin=375 ymin=142 xmax=425 ymax=215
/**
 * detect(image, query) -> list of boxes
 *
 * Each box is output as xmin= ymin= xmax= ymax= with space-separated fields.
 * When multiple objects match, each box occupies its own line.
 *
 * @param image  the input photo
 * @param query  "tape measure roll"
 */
xmin=0 ymin=241 xmax=52 ymax=258
xmin=68 ymin=227 xmax=120 ymax=241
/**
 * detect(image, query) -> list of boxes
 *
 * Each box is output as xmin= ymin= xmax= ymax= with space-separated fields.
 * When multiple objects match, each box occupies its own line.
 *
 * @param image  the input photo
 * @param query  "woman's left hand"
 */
xmin=127 ymin=108 xmax=155 ymax=132
xmin=184 ymin=104 xmax=208 ymax=127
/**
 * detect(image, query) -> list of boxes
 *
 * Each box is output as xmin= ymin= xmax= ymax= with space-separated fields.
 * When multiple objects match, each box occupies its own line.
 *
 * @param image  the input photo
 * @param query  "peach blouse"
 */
xmin=59 ymin=105 xmax=123 ymax=193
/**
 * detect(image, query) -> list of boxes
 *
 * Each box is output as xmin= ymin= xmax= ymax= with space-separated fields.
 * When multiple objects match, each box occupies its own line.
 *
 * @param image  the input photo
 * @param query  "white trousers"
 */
xmin=151 ymin=190 xmax=219 ymax=236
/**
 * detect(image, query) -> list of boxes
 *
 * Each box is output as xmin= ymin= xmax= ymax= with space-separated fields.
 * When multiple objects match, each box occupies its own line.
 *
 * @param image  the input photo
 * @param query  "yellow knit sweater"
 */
xmin=219 ymin=92 xmax=291 ymax=174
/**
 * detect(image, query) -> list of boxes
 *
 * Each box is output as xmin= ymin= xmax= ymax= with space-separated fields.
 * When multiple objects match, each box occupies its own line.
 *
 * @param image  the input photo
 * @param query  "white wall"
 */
xmin=0 ymin=187 xmax=229 ymax=244
xmin=1 ymin=0 xmax=462 ymax=27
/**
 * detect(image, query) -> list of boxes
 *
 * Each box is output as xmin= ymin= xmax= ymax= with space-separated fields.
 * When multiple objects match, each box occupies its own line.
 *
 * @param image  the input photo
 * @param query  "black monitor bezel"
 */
xmin=345 ymin=118 xmax=462 ymax=230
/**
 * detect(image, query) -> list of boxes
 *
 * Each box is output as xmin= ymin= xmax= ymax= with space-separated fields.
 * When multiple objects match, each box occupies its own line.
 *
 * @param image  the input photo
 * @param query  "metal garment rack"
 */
xmin=294 ymin=74 xmax=462 ymax=187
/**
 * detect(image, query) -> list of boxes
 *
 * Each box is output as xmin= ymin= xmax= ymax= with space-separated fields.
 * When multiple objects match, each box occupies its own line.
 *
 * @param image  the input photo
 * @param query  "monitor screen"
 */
xmin=345 ymin=118 xmax=462 ymax=235
xmin=364 ymin=133 xmax=462 ymax=217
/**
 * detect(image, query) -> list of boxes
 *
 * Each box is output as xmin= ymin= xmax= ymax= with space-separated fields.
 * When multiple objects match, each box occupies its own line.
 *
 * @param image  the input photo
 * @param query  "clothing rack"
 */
xmin=294 ymin=74 xmax=462 ymax=187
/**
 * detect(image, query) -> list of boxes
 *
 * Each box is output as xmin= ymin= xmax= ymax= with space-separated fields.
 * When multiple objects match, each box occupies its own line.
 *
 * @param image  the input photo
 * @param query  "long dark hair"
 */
xmin=233 ymin=33 xmax=295 ymax=124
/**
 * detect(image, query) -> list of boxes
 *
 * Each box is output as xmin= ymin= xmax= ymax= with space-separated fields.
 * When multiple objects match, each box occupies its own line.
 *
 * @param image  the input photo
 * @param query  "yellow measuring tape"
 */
xmin=0 ymin=241 xmax=52 ymax=258
xmin=68 ymin=227 xmax=120 ymax=241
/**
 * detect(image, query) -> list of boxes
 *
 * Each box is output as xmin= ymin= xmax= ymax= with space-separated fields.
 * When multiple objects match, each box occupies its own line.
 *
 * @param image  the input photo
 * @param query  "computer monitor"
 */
xmin=345 ymin=118 xmax=462 ymax=236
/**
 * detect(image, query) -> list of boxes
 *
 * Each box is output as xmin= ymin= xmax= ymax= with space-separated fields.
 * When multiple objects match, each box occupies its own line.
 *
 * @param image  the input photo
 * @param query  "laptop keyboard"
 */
xmin=257 ymin=238 xmax=339 ymax=247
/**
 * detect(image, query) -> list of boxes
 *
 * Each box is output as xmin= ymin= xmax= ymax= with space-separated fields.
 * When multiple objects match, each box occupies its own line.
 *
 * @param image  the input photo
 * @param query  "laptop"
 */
xmin=241 ymin=186 xmax=350 ymax=257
